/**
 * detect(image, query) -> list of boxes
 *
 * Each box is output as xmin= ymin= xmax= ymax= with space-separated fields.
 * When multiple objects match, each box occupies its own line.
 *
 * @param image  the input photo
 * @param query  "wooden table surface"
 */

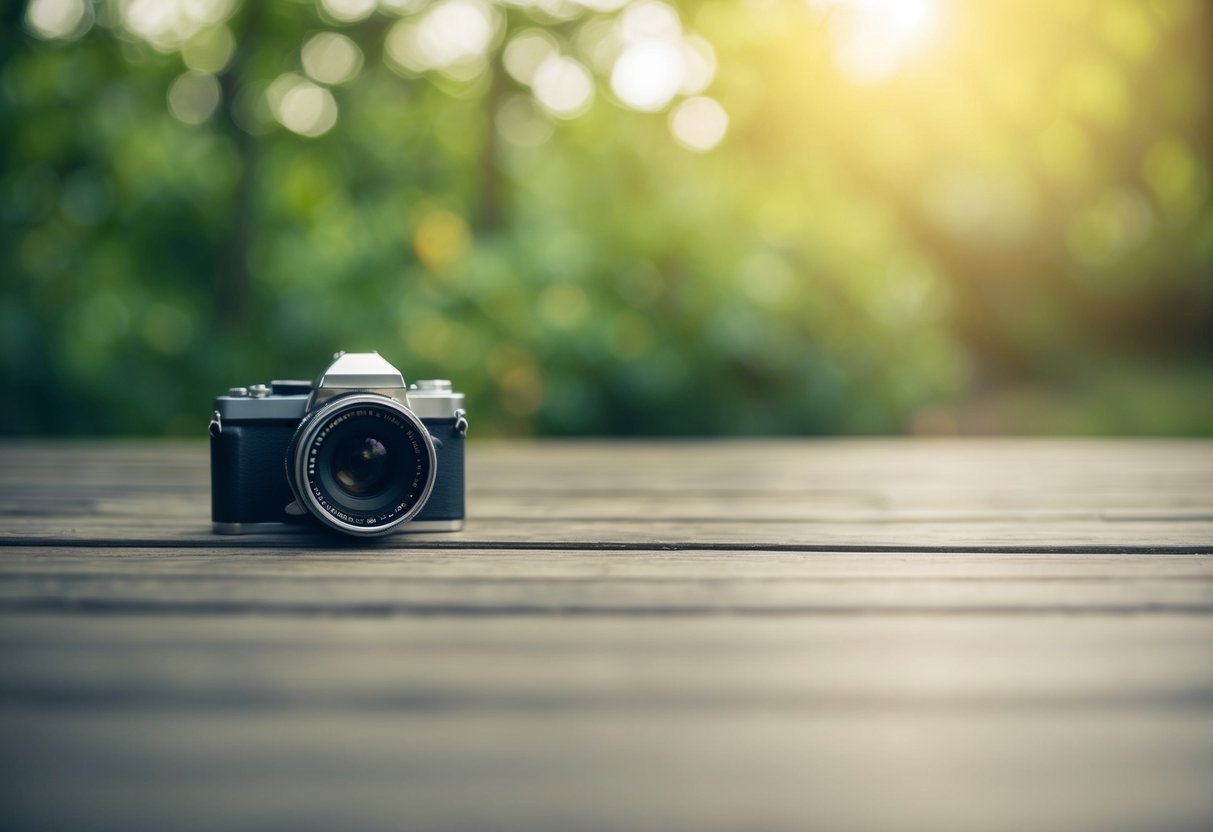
xmin=2 ymin=439 xmax=1212 ymax=832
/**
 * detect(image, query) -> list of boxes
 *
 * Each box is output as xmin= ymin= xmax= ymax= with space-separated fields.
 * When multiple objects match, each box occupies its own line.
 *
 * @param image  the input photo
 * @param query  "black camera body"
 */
xmin=209 ymin=352 xmax=466 ymax=537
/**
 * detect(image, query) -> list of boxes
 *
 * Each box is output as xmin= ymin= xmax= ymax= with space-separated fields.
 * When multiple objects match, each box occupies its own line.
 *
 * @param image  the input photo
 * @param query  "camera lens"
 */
xmin=288 ymin=394 xmax=437 ymax=536
xmin=332 ymin=436 xmax=392 ymax=498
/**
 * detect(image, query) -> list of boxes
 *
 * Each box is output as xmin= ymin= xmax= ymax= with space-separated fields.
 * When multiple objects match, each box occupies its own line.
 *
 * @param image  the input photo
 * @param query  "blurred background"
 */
xmin=1 ymin=0 xmax=1210 ymax=437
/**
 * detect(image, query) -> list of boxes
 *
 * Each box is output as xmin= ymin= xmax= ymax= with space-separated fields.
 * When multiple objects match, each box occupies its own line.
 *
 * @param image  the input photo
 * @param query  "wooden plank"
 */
xmin=4 ymin=708 xmax=1210 ymax=832
xmin=3 ymin=440 xmax=1210 ymax=551
xmin=5 ymin=547 xmax=1213 ymax=579
xmin=4 ymin=614 xmax=1213 ymax=711
xmin=4 ymin=517 xmax=1212 ymax=551
xmin=5 ymin=440 xmax=1213 ymax=509
xmin=1 ymin=548 xmax=1212 ymax=615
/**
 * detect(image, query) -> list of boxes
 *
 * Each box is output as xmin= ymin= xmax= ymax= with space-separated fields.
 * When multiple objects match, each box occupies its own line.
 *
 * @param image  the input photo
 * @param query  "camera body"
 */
xmin=209 ymin=352 xmax=466 ymax=536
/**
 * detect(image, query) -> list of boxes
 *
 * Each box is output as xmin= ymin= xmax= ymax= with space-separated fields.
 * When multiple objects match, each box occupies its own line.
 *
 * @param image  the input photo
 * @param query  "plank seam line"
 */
xmin=1 ymin=538 xmax=1211 ymax=554
xmin=4 ymin=573 xmax=1213 ymax=584
xmin=3 ymin=599 xmax=1213 ymax=617
xmin=3 ymin=691 xmax=1213 ymax=714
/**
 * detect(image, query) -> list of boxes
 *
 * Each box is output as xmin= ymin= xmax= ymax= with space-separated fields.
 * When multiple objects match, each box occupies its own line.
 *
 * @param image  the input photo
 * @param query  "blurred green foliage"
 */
xmin=2 ymin=0 xmax=1211 ymax=436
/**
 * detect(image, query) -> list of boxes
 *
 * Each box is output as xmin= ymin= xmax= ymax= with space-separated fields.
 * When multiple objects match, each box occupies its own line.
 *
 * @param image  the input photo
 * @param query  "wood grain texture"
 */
xmin=1 ymin=439 xmax=1212 ymax=832
xmin=2 ymin=548 xmax=1213 ymax=615
xmin=2 ymin=439 xmax=1211 ymax=550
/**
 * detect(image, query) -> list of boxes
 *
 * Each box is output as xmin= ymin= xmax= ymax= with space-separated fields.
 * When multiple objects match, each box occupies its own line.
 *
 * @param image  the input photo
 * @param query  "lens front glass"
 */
xmin=332 ymin=436 xmax=392 ymax=498
xmin=298 ymin=397 xmax=434 ymax=532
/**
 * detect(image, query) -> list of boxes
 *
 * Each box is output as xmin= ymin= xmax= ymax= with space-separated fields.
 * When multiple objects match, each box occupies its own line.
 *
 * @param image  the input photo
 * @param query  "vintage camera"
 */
xmin=209 ymin=352 xmax=467 ymax=536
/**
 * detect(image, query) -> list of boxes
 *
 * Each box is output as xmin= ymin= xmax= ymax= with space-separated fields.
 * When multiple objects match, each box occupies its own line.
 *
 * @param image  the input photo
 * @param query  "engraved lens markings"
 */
xmin=304 ymin=406 xmax=429 ymax=527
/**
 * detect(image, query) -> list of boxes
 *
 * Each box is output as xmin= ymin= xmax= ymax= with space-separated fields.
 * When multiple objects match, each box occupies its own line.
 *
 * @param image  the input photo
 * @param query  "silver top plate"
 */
xmin=214 ymin=394 xmax=309 ymax=421
xmin=215 ymin=352 xmax=462 ymax=421
xmin=214 ymin=386 xmax=463 ymax=421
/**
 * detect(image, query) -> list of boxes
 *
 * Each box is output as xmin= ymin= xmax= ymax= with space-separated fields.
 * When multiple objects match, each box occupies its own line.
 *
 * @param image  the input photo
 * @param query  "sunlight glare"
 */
xmin=608 ymin=1 xmax=696 ymax=111
xmin=611 ymin=40 xmax=684 ymax=112
xmin=302 ymin=32 xmax=364 ymax=85
xmin=532 ymin=55 xmax=595 ymax=118
xmin=619 ymin=0 xmax=681 ymax=43
xmin=818 ymin=0 xmax=941 ymax=84
xmin=503 ymin=29 xmax=560 ymax=86
xmin=24 ymin=0 xmax=91 ymax=40
xmin=319 ymin=0 xmax=376 ymax=24
xmin=267 ymin=74 xmax=338 ymax=137
xmin=679 ymin=35 xmax=716 ymax=96
xmin=421 ymin=0 xmax=496 ymax=65
xmin=119 ymin=0 xmax=236 ymax=52
xmin=669 ymin=96 xmax=728 ymax=152
xmin=385 ymin=0 xmax=499 ymax=78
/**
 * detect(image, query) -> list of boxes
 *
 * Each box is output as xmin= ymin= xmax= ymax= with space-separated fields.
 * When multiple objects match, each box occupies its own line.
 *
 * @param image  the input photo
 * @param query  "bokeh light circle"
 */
xmin=669 ymin=96 xmax=728 ymax=152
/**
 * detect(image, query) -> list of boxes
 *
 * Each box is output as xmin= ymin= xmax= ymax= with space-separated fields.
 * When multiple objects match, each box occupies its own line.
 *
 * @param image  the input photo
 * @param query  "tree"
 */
xmin=3 ymin=0 xmax=1211 ymax=436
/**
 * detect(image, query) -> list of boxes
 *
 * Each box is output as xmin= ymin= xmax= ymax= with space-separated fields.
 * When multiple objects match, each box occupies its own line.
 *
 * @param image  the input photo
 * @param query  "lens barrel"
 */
xmin=288 ymin=393 xmax=437 ymax=536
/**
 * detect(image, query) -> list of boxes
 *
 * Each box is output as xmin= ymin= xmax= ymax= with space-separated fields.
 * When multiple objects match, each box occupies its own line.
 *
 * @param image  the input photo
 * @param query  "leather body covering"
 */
xmin=211 ymin=417 xmax=465 ymax=526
